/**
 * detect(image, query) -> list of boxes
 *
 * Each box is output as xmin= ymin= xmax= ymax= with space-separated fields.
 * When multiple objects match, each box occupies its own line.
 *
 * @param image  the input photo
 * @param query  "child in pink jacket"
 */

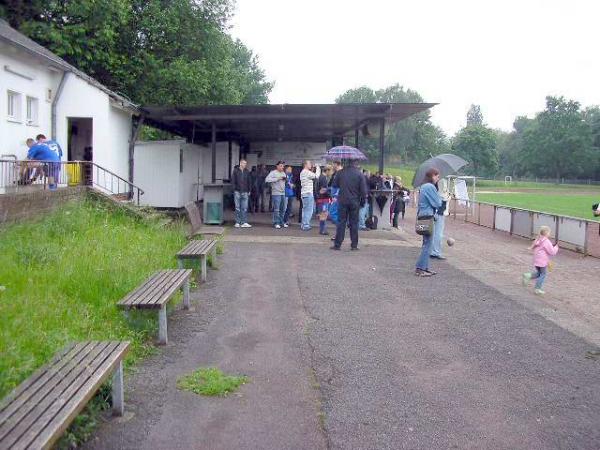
xmin=522 ymin=225 xmax=559 ymax=295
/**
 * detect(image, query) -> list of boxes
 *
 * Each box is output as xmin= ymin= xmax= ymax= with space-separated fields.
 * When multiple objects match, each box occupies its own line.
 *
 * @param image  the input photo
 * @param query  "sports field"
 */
xmin=369 ymin=165 xmax=600 ymax=221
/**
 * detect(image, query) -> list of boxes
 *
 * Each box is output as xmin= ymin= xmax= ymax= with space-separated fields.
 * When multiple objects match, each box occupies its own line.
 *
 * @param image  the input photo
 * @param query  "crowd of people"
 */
xmin=18 ymin=134 xmax=63 ymax=190
xmin=231 ymin=160 xmax=414 ymax=242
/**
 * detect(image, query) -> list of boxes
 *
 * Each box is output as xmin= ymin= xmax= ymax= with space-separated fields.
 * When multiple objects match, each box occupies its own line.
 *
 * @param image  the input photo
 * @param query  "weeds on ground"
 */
xmin=177 ymin=367 xmax=248 ymax=396
xmin=0 ymin=197 xmax=187 ymax=398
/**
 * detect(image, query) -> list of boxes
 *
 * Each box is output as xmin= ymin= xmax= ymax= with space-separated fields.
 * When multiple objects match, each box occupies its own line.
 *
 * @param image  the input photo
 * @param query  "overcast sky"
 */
xmin=230 ymin=0 xmax=600 ymax=136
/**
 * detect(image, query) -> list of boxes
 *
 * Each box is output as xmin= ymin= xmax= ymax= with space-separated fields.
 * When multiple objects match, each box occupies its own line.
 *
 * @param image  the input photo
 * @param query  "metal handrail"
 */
xmin=0 ymin=159 xmax=145 ymax=205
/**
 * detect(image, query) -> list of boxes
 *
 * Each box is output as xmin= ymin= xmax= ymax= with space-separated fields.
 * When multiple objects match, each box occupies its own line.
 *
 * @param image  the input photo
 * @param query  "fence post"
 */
xmin=530 ymin=212 xmax=534 ymax=239
xmin=583 ymin=221 xmax=589 ymax=256
xmin=477 ymin=202 xmax=481 ymax=226
xmin=555 ymin=216 xmax=560 ymax=245
xmin=509 ymin=209 xmax=514 ymax=235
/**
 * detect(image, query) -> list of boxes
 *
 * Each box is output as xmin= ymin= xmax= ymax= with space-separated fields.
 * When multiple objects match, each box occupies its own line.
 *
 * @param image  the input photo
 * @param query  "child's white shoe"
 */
xmin=522 ymin=273 xmax=531 ymax=286
xmin=534 ymin=289 xmax=545 ymax=295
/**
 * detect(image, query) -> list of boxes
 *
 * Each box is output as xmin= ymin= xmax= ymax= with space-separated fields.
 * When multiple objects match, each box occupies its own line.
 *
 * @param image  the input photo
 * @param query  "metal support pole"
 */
xmin=112 ymin=361 xmax=125 ymax=416
xmin=228 ymin=139 xmax=233 ymax=181
xmin=158 ymin=306 xmax=168 ymax=345
xmin=111 ymin=360 xmax=124 ymax=416
xmin=355 ymin=128 xmax=359 ymax=147
xmin=183 ymin=277 xmax=190 ymax=309
xmin=200 ymin=255 xmax=207 ymax=283
xmin=211 ymin=122 xmax=217 ymax=183
xmin=378 ymin=119 xmax=385 ymax=174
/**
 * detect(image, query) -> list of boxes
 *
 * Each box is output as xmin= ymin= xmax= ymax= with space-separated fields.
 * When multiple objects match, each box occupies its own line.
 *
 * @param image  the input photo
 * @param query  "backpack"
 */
xmin=366 ymin=215 xmax=378 ymax=230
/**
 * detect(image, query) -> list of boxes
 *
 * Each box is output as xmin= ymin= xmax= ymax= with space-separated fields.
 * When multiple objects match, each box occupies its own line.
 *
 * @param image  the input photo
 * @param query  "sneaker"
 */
xmin=319 ymin=231 xmax=329 ymax=236
xmin=330 ymin=245 xmax=341 ymax=251
xmin=234 ymin=223 xmax=241 ymax=228
xmin=274 ymin=224 xmax=281 ymax=229
xmin=241 ymin=223 xmax=252 ymax=228
xmin=535 ymin=289 xmax=545 ymax=295
xmin=283 ymin=223 xmax=289 ymax=228
xmin=48 ymin=184 xmax=57 ymax=191
xmin=425 ymin=269 xmax=437 ymax=275
xmin=350 ymin=247 xmax=359 ymax=251
xmin=522 ymin=272 xmax=531 ymax=286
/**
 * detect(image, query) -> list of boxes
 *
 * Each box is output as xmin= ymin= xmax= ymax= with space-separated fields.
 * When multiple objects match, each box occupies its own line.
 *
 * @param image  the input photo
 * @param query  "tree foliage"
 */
xmin=336 ymin=84 xmax=449 ymax=165
xmin=498 ymin=97 xmax=599 ymax=179
xmin=466 ymin=104 xmax=484 ymax=127
xmin=0 ymin=0 xmax=272 ymax=106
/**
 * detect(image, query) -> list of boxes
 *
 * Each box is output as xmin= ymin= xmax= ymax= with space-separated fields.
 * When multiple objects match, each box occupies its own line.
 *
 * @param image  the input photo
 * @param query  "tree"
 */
xmin=520 ymin=97 xmax=594 ymax=179
xmin=0 ymin=0 xmax=272 ymax=107
xmin=466 ymin=104 xmax=484 ymax=127
xmin=452 ymin=125 xmax=498 ymax=177
xmin=335 ymin=84 xmax=449 ymax=164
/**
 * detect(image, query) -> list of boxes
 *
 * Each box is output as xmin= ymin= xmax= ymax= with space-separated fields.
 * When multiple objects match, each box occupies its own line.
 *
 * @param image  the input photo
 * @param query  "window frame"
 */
xmin=7 ymin=90 xmax=22 ymax=123
xmin=26 ymin=95 xmax=39 ymax=126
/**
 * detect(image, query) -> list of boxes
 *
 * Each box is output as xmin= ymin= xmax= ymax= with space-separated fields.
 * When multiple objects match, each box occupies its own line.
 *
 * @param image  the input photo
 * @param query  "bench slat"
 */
xmin=0 ymin=343 xmax=82 ymax=418
xmin=124 ymin=270 xmax=175 ymax=307
xmin=0 ymin=342 xmax=115 ymax=449
xmin=23 ymin=342 xmax=129 ymax=450
xmin=177 ymin=240 xmax=215 ymax=257
xmin=0 ymin=342 xmax=96 ymax=431
xmin=119 ymin=270 xmax=172 ymax=306
xmin=137 ymin=270 xmax=189 ymax=307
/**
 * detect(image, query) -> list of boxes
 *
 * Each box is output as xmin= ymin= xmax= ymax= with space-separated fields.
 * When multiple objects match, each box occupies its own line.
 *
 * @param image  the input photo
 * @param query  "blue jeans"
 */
xmin=272 ymin=195 xmax=286 ymax=225
xmin=416 ymin=233 xmax=433 ymax=270
xmin=283 ymin=197 xmax=294 ymax=224
xmin=301 ymin=195 xmax=315 ymax=229
xmin=234 ymin=191 xmax=249 ymax=225
xmin=359 ymin=202 xmax=369 ymax=229
xmin=530 ymin=266 xmax=547 ymax=289
xmin=430 ymin=214 xmax=445 ymax=257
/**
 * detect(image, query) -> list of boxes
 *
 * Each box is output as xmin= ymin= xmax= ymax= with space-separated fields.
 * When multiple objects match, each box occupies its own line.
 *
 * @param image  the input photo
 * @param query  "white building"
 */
xmin=0 ymin=18 xmax=137 ymax=183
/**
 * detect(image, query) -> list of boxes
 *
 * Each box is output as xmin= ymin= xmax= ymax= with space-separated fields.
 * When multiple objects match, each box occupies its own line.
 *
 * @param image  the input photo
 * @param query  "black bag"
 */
xmin=415 ymin=215 xmax=434 ymax=236
xmin=366 ymin=215 xmax=378 ymax=230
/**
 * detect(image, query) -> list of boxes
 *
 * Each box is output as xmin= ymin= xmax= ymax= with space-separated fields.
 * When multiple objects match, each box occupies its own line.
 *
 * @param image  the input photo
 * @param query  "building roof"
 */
xmin=0 ymin=18 xmax=138 ymax=111
xmin=142 ymin=102 xmax=437 ymax=143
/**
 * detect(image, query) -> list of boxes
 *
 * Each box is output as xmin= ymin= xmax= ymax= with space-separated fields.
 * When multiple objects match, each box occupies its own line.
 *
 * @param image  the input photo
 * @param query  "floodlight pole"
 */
xmin=378 ymin=118 xmax=385 ymax=174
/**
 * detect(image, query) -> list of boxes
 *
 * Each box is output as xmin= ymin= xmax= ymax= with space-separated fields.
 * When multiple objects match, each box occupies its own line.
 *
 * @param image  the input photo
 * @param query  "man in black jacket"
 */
xmin=331 ymin=161 xmax=368 ymax=250
xmin=232 ymin=159 xmax=252 ymax=228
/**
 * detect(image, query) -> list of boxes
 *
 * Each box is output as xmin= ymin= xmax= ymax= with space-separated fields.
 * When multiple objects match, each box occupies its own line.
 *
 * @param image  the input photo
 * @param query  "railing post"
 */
xmin=492 ymin=205 xmax=497 ymax=231
xmin=509 ymin=209 xmax=514 ymax=235
xmin=555 ymin=216 xmax=560 ymax=245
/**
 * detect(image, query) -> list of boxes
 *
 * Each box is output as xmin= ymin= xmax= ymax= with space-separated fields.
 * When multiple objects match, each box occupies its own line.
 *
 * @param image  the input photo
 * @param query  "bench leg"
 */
xmin=112 ymin=360 xmax=124 ymax=416
xmin=211 ymin=246 xmax=218 ymax=268
xmin=158 ymin=306 xmax=168 ymax=345
xmin=200 ymin=255 xmax=207 ymax=283
xmin=177 ymin=258 xmax=183 ymax=269
xmin=183 ymin=277 xmax=190 ymax=309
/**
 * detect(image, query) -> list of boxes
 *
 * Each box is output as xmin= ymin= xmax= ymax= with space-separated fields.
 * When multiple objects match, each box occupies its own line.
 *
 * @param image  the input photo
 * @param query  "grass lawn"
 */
xmin=0 ymin=198 xmax=187 ymax=399
xmin=476 ymin=192 xmax=600 ymax=221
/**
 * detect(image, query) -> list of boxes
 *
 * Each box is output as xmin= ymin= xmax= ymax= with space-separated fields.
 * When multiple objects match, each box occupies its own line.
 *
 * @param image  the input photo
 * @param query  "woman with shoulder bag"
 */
xmin=415 ymin=168 xmax=442 ymax=277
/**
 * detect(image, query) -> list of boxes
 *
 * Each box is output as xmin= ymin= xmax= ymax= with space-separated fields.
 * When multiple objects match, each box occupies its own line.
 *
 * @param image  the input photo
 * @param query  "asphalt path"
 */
xmin=88 ymin=239 xmax=600 ymax=450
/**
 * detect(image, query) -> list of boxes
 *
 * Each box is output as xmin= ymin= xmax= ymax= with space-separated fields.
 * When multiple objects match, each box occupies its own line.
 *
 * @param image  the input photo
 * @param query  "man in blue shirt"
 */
xmin=27 ymin=136 xmax=61 ymax=190
xmin=36 ymin=134 xmax=63 ymax=159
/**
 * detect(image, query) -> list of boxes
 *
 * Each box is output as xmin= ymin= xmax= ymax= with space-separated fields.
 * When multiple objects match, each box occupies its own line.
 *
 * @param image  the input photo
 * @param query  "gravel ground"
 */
xmin=86 ymin=234 xmax=600 ymax=450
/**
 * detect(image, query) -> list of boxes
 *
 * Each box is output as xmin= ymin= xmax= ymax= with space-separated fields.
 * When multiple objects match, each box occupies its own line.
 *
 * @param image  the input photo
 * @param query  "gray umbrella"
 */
xmin=412 ymin=153 xmax=468 ymax=188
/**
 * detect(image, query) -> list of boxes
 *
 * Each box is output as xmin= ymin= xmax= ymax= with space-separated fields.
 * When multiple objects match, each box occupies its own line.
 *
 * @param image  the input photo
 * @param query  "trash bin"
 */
xmin=203 ymin=184 xmax=224 ymax=225
xmin=66 ymin=162 xmax=82 ymax=186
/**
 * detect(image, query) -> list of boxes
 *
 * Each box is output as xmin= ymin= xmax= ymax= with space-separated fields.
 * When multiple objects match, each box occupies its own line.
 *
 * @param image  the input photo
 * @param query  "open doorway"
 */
xmin=67 ymin=118 xmax=93 ymax=185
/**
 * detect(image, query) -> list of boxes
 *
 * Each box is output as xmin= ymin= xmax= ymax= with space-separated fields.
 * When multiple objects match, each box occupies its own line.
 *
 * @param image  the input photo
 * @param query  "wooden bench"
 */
xmin=0 ymin=341 xmax=129 ymax=450
xmin=176 ymin=240 xmax=217 ymax=283
xmin=185 ymin=201 xmax=225 ymax=238
xmin=118 ymin=269 xmax=192 ymax=345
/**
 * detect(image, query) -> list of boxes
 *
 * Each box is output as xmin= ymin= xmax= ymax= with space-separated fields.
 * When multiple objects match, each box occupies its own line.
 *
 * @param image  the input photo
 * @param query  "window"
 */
xmin=7 ymin=90 xmax=22 ymax=121
xmin=26 ymin=96 xmax=39 ymax=125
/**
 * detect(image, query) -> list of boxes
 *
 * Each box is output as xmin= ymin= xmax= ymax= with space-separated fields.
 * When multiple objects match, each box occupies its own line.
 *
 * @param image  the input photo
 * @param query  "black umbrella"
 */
xmin=412 ymin=154 xmax=468 ymax=188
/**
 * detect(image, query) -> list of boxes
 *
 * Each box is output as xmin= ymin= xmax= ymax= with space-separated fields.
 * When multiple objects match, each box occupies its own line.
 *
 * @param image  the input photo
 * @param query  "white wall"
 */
xmin=56 ymin=74 xmax=132 ymax=181
xmin=0 ymin=42 xmax=60 ymax=158
xmin=134 ymin=140 xmax=183 ymax=208
xmin=251 ymin=141 xmax=327 ymax=166
xmin=0 ymin=41 xmax=133 ymax=181
xmin=180 ymin=143 xmax=203 ymax=205
xmin=201 ymin=142 xmax=240 ymax=188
